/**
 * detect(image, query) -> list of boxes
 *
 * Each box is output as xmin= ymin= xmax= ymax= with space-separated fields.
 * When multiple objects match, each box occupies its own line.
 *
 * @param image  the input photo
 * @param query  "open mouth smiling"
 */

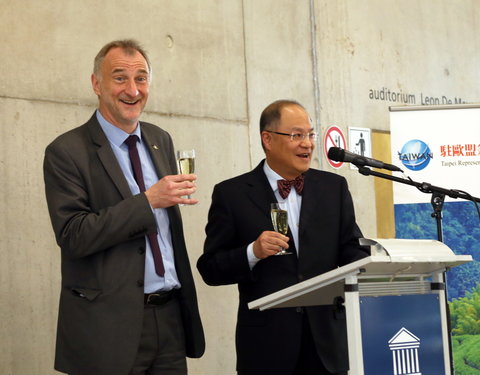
xmin=121 ymin=99 xmax=140 ymax=105
xmin=297 ymin=153 xmax=310 ymax=159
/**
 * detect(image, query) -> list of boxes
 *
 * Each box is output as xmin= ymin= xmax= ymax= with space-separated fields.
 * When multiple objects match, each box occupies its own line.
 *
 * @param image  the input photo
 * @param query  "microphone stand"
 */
xmin=356 ymin=166 xmax=480 ymax=240
xmin=356 ymin=165 xmax=480 ymax=374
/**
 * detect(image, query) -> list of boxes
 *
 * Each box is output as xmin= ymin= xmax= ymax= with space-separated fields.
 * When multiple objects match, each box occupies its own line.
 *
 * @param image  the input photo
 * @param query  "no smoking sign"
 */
xmin=324 ymin=125 xmax=347 ymax=168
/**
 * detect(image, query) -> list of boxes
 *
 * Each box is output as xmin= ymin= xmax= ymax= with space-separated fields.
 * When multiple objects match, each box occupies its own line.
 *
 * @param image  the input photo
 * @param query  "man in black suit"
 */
xmin=197 ymin=100 xmax=368 ymax=375
xmin=44 ymin=39 xmax=204 ymax=375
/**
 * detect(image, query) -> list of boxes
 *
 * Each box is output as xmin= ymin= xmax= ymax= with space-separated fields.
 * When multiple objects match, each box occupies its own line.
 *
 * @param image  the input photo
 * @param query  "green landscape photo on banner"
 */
xmin=395 ymin=201 xmax=480 ymax=375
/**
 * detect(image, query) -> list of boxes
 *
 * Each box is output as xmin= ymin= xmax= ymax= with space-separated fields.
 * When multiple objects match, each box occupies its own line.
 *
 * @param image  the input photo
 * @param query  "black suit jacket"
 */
xmin=197 ymin=160 xmax=368 ymax=374
xmin=44 ymin=113 xmax=205 ymax=375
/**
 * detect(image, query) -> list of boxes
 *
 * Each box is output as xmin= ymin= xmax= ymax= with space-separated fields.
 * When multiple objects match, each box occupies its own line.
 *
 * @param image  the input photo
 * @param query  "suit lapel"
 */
xmin=87 ymin=115 xmax=133 ymax=200
xmin=298 ymin=170 xmax=322 ymax=238
xmin=244 ymin=161 xmax=278 ymax=222
xmin=245 ymin=162 xmax=298 ymax=256
xmin=141 ymin=127 xmax=171 ymax=179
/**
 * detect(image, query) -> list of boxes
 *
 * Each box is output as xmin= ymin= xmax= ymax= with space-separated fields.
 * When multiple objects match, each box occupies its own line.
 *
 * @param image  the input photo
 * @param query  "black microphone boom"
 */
xmin=327 ymin=147 xmax=403 ymax=172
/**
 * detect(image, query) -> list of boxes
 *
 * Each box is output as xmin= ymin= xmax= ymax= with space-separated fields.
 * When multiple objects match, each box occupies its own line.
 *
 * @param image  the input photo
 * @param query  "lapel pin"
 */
xmin=152 ymin=144 xmax=159 ymax=150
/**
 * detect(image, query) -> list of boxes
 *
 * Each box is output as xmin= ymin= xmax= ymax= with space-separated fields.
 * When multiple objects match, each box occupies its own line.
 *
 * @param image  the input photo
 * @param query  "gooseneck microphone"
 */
xmin=327 ymin=147 xmax=403 ymax=172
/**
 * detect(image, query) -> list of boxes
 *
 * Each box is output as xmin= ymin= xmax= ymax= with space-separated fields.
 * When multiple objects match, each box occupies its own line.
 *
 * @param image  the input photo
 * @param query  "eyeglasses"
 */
xmin=265 ymin=130 xmax=318 ymax=142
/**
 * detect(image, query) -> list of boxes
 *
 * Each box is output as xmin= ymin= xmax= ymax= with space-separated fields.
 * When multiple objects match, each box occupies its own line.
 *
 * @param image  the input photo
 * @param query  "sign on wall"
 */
xmin=324 ymin=125 xmax=347 ymax=169
xmin=348 ymin=127 xmax=372 ymax=170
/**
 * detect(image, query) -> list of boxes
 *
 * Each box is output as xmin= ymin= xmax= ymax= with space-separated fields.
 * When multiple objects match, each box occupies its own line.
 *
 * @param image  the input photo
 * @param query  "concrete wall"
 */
xmin=1 ymin=0 xmax=479 ymax=374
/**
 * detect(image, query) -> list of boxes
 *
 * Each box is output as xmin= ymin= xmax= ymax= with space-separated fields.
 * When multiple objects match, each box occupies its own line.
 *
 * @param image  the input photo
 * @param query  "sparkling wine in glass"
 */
xmin=176 ymin=149 xmax=195 ymax=200
xmin=270 ymin=203 xmax=291 ymax=255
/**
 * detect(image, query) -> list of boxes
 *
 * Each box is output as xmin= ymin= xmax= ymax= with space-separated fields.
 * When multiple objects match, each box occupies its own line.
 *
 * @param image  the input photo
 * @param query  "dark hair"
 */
xmin=93 ymin=39 xmax=151 ymax=77
xmin=259 ymin=99 xmax=305 ymax=132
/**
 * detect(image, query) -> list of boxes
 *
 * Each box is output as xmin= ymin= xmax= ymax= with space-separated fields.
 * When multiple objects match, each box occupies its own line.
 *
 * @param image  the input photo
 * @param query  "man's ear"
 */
xmin=261 ymin=131 xmax=272 ymax=151
xmin=91 ymin=74 xmax=101 ymax=96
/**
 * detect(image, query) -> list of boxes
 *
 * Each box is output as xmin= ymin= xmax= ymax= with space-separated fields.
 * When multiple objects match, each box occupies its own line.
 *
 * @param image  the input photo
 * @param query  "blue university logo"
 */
xmin=398 ymin=140 xmax=433 ymax=171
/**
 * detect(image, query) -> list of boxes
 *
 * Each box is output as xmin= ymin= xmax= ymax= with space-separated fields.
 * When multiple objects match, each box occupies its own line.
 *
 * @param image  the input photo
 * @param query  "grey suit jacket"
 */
xmin=44 ymin=113 xmax=204 ymax=375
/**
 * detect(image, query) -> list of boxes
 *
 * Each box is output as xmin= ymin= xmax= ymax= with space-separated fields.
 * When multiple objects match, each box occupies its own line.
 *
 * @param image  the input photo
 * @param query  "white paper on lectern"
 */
xmin=359 ymin=238 xmax=464 ymax=262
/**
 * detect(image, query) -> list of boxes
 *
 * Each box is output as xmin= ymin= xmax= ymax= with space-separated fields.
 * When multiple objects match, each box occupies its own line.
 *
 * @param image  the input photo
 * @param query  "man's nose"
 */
xmin=125 ymin=79 xmax=139 ymax=97
xmin=300 ymin=135 xmax=314 ymax=147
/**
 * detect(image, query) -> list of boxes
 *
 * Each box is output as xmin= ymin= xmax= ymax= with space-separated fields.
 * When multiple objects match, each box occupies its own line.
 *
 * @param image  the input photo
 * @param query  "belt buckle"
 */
xmin=146 ymin=293 xmax=161 ymax=305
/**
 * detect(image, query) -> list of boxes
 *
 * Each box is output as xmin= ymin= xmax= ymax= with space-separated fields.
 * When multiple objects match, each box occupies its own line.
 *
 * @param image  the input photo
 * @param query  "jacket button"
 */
xmin=138 ymin=246 xmax=145 ymax=254
xmin=137 ymin=280 xmax=144 ymax=287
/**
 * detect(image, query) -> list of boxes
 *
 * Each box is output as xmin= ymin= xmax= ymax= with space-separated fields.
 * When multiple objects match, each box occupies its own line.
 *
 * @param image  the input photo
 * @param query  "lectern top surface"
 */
xmin=248 ymin=249 xmax=472 ymax=311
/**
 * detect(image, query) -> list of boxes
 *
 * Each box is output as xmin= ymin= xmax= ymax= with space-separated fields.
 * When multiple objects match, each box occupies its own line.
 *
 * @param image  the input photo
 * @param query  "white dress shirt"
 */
xmin=96 ymin=111 xmax=181 ymax=293
xmin=247 ymin=161 xmax=302 ymax=269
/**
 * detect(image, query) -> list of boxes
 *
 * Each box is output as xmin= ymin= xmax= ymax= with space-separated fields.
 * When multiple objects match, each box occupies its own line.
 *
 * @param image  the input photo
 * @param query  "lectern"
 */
xmin=248 ymin=238 xmax=472 ymax=375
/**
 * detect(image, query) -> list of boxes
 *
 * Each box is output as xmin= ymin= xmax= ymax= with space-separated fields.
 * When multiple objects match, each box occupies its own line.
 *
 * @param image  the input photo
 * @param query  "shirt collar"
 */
xmin=96 ymin=110 xmax=142 ymax=147
xmin=263 ymin=160 xmax=283 ymax=194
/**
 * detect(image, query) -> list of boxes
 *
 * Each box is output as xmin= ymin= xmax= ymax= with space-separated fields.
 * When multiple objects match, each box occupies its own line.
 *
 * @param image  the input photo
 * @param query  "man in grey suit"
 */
xmin=44 ymin=39 xmax=204 ymax=375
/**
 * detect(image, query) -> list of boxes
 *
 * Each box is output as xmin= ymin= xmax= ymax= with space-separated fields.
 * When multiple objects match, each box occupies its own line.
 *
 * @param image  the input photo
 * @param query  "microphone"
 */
xmin=327 ymin=147 xmax=403 ymax=172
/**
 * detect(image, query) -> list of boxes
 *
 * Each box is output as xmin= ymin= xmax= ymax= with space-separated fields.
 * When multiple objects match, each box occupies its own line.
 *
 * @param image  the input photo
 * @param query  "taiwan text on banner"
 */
xmin=390 ymin=106 xmax=480 ymax=205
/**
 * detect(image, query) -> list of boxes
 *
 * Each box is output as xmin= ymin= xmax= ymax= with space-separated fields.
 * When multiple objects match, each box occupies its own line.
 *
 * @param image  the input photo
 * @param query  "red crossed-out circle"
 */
xmin=324 ymin=126 xmax=347 ymax=169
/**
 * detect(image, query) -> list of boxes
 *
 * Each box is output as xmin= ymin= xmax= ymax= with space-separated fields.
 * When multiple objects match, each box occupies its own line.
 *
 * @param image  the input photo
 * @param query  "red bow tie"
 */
xmin=277 ymin=175 xmax=304 ymax=199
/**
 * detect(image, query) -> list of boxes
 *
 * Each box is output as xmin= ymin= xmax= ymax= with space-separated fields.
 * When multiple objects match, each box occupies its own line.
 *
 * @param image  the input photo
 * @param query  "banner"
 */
xmin=390 ymin=105 xmax=480 ymax=375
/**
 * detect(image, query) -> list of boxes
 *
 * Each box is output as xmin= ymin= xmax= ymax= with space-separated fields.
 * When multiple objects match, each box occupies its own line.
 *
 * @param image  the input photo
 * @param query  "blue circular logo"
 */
xmin=398 ymin=140 xmax=433 ymax=171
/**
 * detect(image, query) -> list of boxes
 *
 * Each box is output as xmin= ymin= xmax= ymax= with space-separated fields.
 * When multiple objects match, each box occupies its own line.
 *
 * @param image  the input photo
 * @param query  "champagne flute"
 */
xmin=270 ymin=203 xmax=291 ymax=255
xmin=176 ymin=149 xmax=195 ymax=201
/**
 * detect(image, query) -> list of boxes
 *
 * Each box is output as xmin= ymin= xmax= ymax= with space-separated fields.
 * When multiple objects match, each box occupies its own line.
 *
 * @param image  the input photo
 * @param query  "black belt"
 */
xmin=144 ymin=289 xmax=178 ymax=306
